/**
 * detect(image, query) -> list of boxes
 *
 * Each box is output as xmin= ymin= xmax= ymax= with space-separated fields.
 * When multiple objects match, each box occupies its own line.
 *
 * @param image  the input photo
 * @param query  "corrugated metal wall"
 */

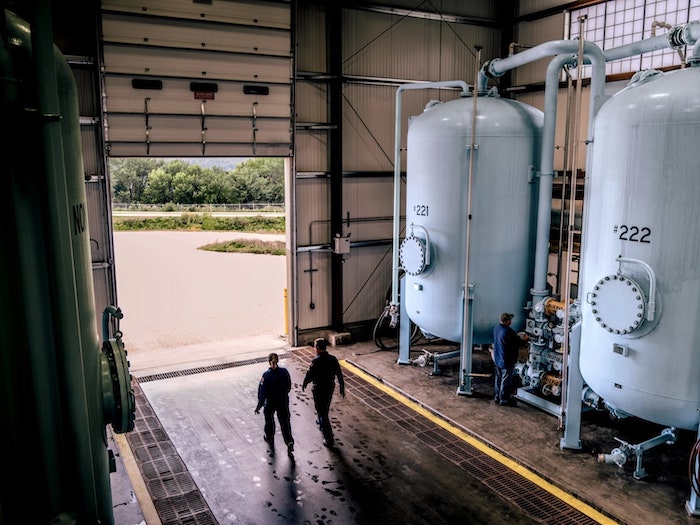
xmin=291 ymin=1 xmax=508 ymax=343
xmin=518 ymin=0 xmax=573 ymax=17
xmin=511 ymin=12 xmax=567 ymax=86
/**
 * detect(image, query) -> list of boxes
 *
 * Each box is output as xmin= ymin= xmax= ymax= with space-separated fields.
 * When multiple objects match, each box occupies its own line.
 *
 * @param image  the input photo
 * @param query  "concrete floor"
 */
xmin=111 ymin=337 xmax=698 ymax=525
xmin=108 ymin=231 xmax=698 ymax=524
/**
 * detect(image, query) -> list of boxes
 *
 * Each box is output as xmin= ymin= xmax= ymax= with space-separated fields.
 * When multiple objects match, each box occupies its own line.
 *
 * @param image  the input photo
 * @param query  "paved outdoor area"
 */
xmin=111 ymin=230 xmax=287 ymax=525
xmin=114 ymin=230 xmax=287 ymax=357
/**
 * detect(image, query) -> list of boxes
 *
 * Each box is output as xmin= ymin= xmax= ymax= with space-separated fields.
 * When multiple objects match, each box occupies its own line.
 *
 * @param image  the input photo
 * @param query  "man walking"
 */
xmin=302 ymin=338 xmax=345 ymax=448
xmin=255 ymin=353 xmax=295 ymax=456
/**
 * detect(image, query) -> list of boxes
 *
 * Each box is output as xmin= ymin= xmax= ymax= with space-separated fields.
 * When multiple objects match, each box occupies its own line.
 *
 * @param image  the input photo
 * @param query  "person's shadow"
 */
xmin=265 ymin=448 xmax=299 ymax=521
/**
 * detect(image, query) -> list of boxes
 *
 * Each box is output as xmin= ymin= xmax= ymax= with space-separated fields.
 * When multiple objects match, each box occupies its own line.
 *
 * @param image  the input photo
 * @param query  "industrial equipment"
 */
xmin=0 ymin=8 xmax=135 ymax=523
xmin=400 ymin=93 xmax=542 ymax=344
xmin=389 ymin=20 xmax=700 ymax=517
xmin=579 ymin=65 xmax=700 ymax=433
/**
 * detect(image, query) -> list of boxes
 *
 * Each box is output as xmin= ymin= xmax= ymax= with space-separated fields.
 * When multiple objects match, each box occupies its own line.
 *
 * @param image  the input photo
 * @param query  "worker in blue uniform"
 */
xmin=302 ymin=338 xmax=345 ymax=447
xmin=492 ymin=312 xmax=526 ymax=406
xmin=255 ymin=352 xmax=295 ymax=456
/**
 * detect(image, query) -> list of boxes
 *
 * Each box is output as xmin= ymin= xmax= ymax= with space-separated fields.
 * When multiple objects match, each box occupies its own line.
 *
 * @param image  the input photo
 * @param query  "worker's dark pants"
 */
xmin=312 ymin=384 xmax=336 ymax=443
xmin=494 ymin=365 xmax=515 ymax=404
xmin=263 ymin=401 xmax=294 ymax=445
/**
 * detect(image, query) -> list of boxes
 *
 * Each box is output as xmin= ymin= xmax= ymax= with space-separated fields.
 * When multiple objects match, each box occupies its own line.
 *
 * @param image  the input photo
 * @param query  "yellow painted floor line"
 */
xmin=113 ymin=431 xmax=163 ymax=525
xmin=341 ymin=360 xmax=619 ymax=525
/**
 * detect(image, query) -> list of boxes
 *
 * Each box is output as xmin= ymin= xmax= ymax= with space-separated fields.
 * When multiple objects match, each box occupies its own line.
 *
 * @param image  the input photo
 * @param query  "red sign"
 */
xmin=194 ymin=92 xmax=215 ymax=100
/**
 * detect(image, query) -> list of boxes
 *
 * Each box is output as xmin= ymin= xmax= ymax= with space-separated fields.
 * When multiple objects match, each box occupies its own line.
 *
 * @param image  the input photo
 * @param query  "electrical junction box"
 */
xmin=334 ymin=236 xmax=350 ymax=254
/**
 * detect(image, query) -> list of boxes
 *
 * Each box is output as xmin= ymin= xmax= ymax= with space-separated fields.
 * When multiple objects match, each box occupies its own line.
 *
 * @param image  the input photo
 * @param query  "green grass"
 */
xmin=113 ymin=213 xmax=285 ymax=233
xmin=199 ymin=239 xmax=285 ymax=256
xmin=113 ymin=213 xmax=286 ymax=255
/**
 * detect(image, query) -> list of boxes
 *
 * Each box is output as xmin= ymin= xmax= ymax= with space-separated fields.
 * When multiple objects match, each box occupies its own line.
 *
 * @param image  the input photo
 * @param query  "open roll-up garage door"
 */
xmin=100 ymin=0 xmax=292 ymax=158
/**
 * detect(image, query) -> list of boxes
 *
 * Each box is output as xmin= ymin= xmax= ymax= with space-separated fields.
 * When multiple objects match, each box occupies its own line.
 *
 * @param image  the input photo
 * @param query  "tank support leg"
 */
xmin=397 ymin=278 xmax=412 ymax=365
xmin=561 ymin=322 xmax=583 ymax=450
xmin=631 ymin=427 xmax=677 ymax=479
xmin=457 ymin=284 xmax=474 ymax=396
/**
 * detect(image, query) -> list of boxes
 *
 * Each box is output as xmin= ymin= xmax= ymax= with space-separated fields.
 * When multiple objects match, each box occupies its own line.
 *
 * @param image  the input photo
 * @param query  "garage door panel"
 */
xmin=106 ymin=113 xmax=290 ymax=142
xmin=102 ymin=0 xmax=290 ymax=29
xmin=103 ymin=45 xmax=290 ymax=83
xmin=104 ymin=76 xmax=290 ymax=117
xmin=101 ymin=0 xmax=291 ymax=157
xmin=103 ymin=13 xmax=290 ymax=56
xmin=108 ymin=141 xmax=290 ymax=158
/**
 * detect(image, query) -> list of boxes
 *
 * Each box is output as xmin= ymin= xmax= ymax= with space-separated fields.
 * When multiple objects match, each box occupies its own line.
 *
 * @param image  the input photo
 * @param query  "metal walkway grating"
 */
xmin=127 ymin=380 xmax=218 ymax=525
xmin=137 ymin=354 xmax=273 ymax=383
xmin=352 ymin=370 xmax=602 ymax=524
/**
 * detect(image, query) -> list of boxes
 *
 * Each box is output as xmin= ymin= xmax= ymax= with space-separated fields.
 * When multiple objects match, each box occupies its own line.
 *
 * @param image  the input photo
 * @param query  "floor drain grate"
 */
xmin=138 ymin=354 xmax=274 ymax=383
xmin=127 ymin=380 xmax=219 ymax=525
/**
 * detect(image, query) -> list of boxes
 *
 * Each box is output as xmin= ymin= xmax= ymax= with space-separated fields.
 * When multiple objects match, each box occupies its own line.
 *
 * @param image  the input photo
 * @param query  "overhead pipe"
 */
xmin=479 ymin=21 xmax=700 ymax=299
xmin=475 ymin=36 xmax=605 ymax=448
xmin=478 ymin=40 xmax=606 ymax=301
xmin=604 ymin=20 xmax=700 ymax=62
xmin=390 ymin=81 xmax=469 ymax=327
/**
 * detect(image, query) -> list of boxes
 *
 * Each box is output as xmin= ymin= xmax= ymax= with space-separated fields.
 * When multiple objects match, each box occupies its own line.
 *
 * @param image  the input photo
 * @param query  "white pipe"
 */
xmin=457 ymin=46 xmax=483 ymax=396
xmin=604 ymin=21 xmax=700 ymax=62
xmin=390 ymin=81 xmax=469 ymax=324
xmin=560 ymin=19 xmax=588 ymax=430
xmin=479 ymin=39 xmax=604 ymax=92
xmin=477 ymin=40 xmax=606 ymax=296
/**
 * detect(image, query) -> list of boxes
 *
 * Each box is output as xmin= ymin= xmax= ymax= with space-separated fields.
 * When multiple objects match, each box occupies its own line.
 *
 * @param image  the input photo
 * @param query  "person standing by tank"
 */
xmin=255 ymin=352 xmax=295 ymax=456
xmin=492 ymin=312 xmax=525 ymax=406
xmin=302 ymin=338 xmax=345 ymax=448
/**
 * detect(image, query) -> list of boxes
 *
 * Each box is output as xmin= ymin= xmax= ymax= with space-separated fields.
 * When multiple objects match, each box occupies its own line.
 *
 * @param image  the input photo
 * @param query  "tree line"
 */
xmin=110 ymin=158 xmax=284 ymax=205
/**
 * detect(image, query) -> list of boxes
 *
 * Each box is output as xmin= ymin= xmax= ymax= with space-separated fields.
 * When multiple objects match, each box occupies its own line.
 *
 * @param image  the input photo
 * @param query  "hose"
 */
xmin=373 ymin=304 xmax=395 ymax=350
xmin=372 ymin=303 xmax=421 ymax=350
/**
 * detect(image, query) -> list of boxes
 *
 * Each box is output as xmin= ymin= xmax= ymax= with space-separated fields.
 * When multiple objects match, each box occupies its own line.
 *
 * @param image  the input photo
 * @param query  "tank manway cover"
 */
xmin=400 ymin=235 xmax=428 ymax=276
xmin=589 ymin=274 xmax=645 ymax=334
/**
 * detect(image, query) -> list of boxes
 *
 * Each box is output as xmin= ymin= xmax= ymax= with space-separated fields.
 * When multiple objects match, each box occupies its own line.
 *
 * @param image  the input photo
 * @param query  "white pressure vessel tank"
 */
xmin=400 ymin=93 xmax=542 ymax=343
xmin=579 ymin=67 xmax=700 ymax=430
